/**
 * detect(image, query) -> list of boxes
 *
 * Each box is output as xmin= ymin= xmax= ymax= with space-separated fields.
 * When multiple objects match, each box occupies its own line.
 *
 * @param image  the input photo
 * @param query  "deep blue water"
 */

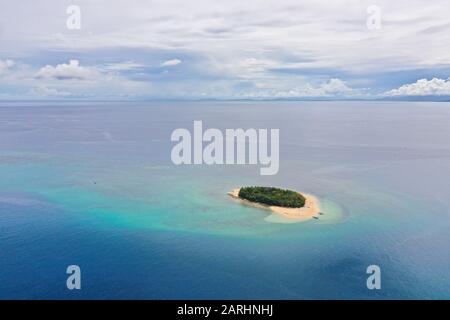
xmin=0 ymin=101 xmax=449 ymax=299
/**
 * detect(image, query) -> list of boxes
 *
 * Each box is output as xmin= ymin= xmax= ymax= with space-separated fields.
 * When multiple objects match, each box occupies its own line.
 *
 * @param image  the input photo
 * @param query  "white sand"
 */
xmin=228 ymin=188 xmax=321 ymax=222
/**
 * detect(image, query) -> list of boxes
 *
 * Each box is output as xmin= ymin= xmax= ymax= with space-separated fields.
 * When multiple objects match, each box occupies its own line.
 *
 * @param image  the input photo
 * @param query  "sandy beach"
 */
xmin=227 ymin=188 xmax=321 ymax=222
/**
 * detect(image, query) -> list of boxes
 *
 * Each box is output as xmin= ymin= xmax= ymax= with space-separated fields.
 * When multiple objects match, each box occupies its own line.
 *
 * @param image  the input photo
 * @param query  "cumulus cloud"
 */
xmin=237 ymin=78 xmax=357 ymax=98
xmin=160 ymin=59 xmax=182 ymax=67
xmin=0 ymin=59 xmax=14 ymax=75
xmin=319 ymin=78 xmax=353 ymax=95
xmin=35 ymin=60 xmax=99 ymax=80
xmin=285 ymin=78 xmax=355 ymax=97
xmin=384 ymin=78 xmax=450 ymax=96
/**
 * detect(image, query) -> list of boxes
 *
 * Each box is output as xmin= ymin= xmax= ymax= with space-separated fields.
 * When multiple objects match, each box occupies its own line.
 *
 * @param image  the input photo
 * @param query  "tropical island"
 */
xmin=228 ymin=186 xmax=321 ymax=221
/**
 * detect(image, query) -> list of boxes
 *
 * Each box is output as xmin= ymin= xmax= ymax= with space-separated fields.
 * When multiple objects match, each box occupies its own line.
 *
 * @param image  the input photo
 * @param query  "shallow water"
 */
xmin=0 ymin=101 xmax=449 ymax=299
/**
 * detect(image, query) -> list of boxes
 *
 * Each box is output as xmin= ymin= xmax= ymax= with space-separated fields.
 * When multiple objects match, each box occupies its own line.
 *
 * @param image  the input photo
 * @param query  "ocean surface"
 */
xmin=0 ymin=101 xmax=449 ymax=299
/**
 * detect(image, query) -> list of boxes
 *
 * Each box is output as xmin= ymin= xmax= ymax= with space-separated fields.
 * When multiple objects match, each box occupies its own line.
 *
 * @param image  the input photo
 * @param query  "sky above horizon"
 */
xmin=1 ymin=0 xmax=450 ymax=100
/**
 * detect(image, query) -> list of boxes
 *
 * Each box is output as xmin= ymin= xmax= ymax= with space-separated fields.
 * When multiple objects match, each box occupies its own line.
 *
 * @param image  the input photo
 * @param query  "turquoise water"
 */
xmin=0 ymin=101 xmax=449 ymax=299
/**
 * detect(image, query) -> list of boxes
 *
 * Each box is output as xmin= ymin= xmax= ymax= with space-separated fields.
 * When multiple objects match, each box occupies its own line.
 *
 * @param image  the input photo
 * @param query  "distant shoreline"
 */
xmin=227 ymin=188 xmax=321 ymax=222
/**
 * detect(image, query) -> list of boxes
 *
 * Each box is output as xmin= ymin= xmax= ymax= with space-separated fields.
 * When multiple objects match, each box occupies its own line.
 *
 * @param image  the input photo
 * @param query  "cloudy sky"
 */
xmin=1 ymin=0 xmax=450 ymax=100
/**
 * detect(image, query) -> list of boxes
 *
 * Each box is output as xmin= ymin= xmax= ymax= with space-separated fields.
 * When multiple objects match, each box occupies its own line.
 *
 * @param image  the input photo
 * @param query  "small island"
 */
xmin=228 ymin=186 xmax=321 ymax=221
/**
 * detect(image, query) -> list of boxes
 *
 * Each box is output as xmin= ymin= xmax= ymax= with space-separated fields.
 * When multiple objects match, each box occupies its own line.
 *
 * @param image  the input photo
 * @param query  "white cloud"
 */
xmin=160 ymin=59 xmax=182 ymax=67
xmin=7 ymin=0 xmax=446 ymax=75
xmin=237 ymin=78 xmax=357 ymax=98
xmin=320 ymin=78 xmax=353 ymax=95
xmin=384 ymin=78 xmax=450 ymax=96
xmin=103 ymin=61 xmax=144 ymax=71
xmin=0 ymin=59 xmax=14 ymax=75
xmin=35 ymin=60 xmax=99 ymax=80
xmin=2 ymin=1 xmax=450 ymax=99
xmin=30 ymin=86 xmax=72 ymax=97
xmin=0 ymin=59 xmax=152 ymax=99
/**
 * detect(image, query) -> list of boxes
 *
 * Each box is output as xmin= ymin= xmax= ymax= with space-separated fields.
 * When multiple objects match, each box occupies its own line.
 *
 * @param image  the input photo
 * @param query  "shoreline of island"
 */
xmin=227 ymin=188 xmax=321 ymax=222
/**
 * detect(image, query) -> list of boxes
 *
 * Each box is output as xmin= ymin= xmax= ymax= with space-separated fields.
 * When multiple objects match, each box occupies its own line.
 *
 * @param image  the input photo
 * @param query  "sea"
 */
xmin=0 ymin=100 xmax=449 ymax=299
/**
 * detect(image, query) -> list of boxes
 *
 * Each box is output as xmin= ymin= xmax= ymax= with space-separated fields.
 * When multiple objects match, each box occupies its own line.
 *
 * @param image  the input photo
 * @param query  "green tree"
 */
xmin=238 ymin=186 xmax=305 ymax=208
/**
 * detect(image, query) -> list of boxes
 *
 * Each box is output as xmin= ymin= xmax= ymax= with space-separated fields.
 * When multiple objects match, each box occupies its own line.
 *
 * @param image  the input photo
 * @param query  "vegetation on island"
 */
xmin=238 ymin=186 xmax=306 ymax=208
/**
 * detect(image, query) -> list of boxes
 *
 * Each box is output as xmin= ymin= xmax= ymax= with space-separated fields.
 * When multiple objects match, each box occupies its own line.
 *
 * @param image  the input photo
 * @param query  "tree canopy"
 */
xmin=238 ymin=186 xmax=306 ymax=208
